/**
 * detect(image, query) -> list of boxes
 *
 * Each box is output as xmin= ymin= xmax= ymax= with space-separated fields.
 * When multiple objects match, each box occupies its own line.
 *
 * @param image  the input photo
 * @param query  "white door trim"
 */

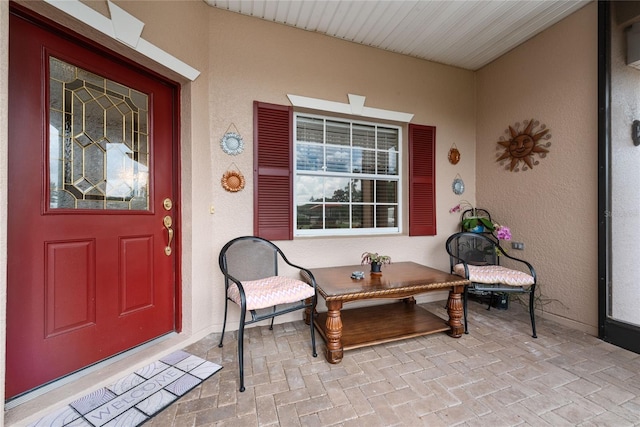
xmin=43 ymin=0 xmax=200 ymax=81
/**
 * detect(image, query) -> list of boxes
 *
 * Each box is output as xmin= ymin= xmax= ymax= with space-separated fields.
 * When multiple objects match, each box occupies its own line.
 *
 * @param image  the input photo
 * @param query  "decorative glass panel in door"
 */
xmin=49 ymin=57 xmax=149 ymax=210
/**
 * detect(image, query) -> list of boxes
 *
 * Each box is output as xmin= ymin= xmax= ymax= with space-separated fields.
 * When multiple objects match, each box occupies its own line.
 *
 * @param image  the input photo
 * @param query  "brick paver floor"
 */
xmin=146 ymin=301 xmax=640 ymax=426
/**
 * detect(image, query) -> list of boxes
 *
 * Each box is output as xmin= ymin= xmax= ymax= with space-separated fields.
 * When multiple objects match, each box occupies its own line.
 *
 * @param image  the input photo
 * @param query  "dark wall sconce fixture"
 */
xmin=632 ymin=120 xmax=640 ymax=146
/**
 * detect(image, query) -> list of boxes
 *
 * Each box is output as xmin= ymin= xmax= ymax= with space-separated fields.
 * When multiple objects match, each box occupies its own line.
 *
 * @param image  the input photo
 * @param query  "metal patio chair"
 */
xmin=445 ymin=232 xmax=537 ymax=338
xmin=218 ymin=236 xmax=317 ymax=391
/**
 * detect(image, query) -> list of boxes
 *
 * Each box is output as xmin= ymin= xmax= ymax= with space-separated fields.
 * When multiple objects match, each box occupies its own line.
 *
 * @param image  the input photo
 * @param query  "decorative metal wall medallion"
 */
xmin=452 ymin=174 xmax=465 ymax=195
xmin=221 ymin=170 xmax=245 ymax=192
xmin=221 ymin=132 xmax=244 ymax=155
xmin=496 ymin=119 xmax=552 ymax=172
xmin=448 ymin=144 xmax=460 ymax=164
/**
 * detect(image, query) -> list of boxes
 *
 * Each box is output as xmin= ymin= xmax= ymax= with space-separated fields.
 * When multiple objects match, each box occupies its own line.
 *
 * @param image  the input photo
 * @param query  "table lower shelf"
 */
xmin=314 ymin=301 xmax=450 ymax=351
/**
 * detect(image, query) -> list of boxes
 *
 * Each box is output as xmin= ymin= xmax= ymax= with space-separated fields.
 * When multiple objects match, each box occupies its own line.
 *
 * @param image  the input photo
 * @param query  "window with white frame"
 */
xmin=294 ymin=114 xmax=401 ymax=236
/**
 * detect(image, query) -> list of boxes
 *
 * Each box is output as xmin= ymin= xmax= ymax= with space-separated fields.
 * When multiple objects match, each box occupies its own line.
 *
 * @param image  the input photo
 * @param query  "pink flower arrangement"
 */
xmin=495 ymin=225 xmax=512 ymax=241
xmin=450 ymin=200 xmax=512 ymax=241
xmin=449 ymin=200 xmax=473 ymax=214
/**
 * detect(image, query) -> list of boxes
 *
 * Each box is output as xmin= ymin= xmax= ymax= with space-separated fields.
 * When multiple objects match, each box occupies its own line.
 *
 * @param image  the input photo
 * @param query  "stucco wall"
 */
xmin=91 ymin=1 xmax=478 ymax=335
xmin=203 ymin=7 xmax=476 ymax=328
xmin=1 ymin=0 xmax=601 ymax=422
xmin=3 ymin=0 xmax=476 ymax=371
xmin=476 ymin=2 xmax=598 ymax=334
xmin=106 ymin=0 xmax=215 ymax=337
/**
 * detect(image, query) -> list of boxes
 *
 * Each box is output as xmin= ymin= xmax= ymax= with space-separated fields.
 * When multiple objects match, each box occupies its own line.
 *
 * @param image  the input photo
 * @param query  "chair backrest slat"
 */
xmin=221 ymin=237 xmax=278 ymax=282
xmin=446 ymin=232 xmax=500 ymax=267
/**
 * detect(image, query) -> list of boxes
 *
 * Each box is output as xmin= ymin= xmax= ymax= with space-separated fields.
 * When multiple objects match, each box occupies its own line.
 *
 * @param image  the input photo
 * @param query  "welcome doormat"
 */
xmin=28 ymin=350 xmax=222 ymax=427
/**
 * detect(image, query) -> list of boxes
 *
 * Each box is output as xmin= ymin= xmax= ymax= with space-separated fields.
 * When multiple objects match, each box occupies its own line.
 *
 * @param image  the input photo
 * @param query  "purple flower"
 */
xmin=449 ymin=200 xmax=475 ymax=214
xmin=496 ymin=226 xmax=512 ymax=241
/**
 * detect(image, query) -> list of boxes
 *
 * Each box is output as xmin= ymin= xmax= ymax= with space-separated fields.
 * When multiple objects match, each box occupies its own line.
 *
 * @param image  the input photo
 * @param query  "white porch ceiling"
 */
xmin=204 ymin=0 xmax=590 ymax=71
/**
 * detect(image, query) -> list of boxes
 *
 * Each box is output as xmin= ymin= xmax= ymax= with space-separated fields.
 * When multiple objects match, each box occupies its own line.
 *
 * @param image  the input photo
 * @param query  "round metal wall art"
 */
xmin=221 ymin=170 xmax=245 ymax=192
xmin=452 ymin=175 xmax=465 ymax=195
xmin=496 ymin=119 xmax=551 ymax=172
xmin=448 ymin=144 xmax=460 ymax=165
xmin=221 ymin=132 xmax=244 ymax=155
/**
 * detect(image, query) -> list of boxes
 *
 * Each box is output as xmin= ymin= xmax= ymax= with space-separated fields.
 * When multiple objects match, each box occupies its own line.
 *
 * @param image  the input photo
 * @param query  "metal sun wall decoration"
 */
xmin=496 ymin=119 xmax=551 ymax=172
xmin=221 ymin=169 xmax=245 ymax=192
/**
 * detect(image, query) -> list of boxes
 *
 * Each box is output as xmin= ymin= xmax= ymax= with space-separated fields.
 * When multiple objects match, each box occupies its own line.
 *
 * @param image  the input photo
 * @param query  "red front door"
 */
xmin=6 ymin=8 xmax=180 ymax=399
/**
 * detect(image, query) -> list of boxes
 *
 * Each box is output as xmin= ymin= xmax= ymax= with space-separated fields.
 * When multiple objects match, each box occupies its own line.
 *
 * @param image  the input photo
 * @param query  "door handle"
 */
xmin=163 ymin=215 xmax=173 ymax=256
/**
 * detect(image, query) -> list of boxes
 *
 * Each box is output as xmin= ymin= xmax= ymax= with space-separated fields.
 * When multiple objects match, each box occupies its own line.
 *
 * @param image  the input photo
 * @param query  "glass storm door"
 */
xmin=6 ymin=9 xmax=179 ymax=399
xmin=600 ymin=2 xmax=640 ymax=354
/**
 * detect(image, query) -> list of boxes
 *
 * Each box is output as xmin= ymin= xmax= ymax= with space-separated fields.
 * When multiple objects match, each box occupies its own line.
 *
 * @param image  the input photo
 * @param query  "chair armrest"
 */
xmin=445 ymin=248 xmax=481 ymax=277
xmin=445 ymin=246 xmax=468 ymax=272
xmin=298 ymin=268 xmax=317 ymax=290
xmin=496 ymin=247 xmax=537 ymax=283
xmin=220 ymin=271 xmax=247 ymax=300
xmin=448 ymin=257 xmax=471 ymax=278
xmin=277 ymin=252 xmax=317 ymax=291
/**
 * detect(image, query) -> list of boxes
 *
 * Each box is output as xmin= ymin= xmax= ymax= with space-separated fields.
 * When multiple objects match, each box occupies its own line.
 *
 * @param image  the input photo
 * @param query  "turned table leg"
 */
xmin=325 ymin=300 xmax=344 ymax=363
xmin=447 ymin=285 xmax=464 ymax=338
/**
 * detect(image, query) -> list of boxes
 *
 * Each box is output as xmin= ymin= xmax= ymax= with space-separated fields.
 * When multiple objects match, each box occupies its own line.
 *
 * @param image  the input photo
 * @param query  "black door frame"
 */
xmin=598 ymin=0 xmax=640 ymax=354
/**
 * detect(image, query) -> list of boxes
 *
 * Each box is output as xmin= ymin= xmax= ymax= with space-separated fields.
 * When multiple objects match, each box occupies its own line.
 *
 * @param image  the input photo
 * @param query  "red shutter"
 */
xmin=409 ymin=123 xmax=436 ymax=236
xmin=253 ymin=101 xmax=293 ymax=240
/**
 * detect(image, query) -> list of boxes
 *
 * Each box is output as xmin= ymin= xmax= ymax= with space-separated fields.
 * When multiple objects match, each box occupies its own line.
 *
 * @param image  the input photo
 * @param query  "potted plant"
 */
xmin=461 ymin=215 xmax=494 ymax=233
xmin=449 ymin=200 xmax=495 ymax=233
xmin=361 ymin=252 xmax=392 ymax=275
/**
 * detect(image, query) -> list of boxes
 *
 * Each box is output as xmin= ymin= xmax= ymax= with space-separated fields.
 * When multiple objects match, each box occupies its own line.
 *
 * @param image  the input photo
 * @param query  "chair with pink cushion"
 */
xmin=218 ymin=236 xmax=317 ymax=391
xmin=445 ymin=232 xmax=537 ymax=338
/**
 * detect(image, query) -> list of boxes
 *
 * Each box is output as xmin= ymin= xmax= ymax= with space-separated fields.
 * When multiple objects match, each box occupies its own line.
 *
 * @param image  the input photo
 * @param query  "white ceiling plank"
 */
xmin=458 ymin=4 xmax=553 ymax=67
xmin=401 ymin=2 xmax=466 ymax=57
xmin=285 ymin=1 xmax=301 ymax=25
xmin=324 ymin=2 xmax=359 ymax=37
xmin=432 ymin=2 xmax=527 ymax=65
xmin=205 ymin=0 xmax=590 ymax=71
xmin=462 ymin=2 xmax=581 ymax=69
xmin=260 ymin=0 xmax=279 ymax=22
xmin=314 ymin=1 xmax=342 ymax=33
xmin=273 ymin=1 xmax=290 ymax=23
xmin=296 ymin=1 xmax=324 ymax=30
xmin=337 ymin=2 xmax=380 ymax=42
xmin=365 ymin=1 xmax=421 ymax=48
xmin=225 ymin=0 xmax=244 ymax=13
xmin=395 ymin=5 xmax=469 ymax=57
xmin=350 ymin=2 xmax=394 ymax=46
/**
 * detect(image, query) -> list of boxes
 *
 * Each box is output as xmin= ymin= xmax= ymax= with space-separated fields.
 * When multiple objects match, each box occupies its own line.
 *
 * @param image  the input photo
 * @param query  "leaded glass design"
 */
xmin=49 ymin=57 xmax=149 ymax=210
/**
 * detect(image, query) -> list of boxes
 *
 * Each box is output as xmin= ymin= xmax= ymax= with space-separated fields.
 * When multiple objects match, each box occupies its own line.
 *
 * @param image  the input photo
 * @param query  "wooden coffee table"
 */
xmin=304 ymin=262 xmax=469 ymax=364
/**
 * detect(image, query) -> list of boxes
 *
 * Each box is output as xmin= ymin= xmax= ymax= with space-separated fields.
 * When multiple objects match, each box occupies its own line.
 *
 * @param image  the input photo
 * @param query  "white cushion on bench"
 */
xmin=453 ymin=264 xmax=534 ymax=287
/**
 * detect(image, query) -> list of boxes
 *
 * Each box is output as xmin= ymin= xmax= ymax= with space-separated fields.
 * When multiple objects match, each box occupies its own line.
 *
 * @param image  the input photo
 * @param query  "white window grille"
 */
xmin=294 ymin=113 xmax=401 ymax=236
